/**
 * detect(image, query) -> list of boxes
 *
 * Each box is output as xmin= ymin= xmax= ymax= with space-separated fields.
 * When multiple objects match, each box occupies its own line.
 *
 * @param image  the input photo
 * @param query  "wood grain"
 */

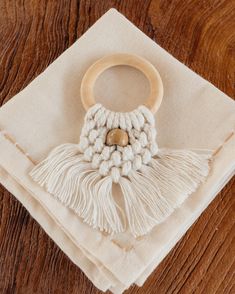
xmin=0 ymin=1 xmax=234 ymax=293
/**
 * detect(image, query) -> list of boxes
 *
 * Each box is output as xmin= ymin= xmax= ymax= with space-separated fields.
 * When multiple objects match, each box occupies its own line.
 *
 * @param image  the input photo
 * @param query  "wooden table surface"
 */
xmin=0 ymin=1 xmax=234 ymax=293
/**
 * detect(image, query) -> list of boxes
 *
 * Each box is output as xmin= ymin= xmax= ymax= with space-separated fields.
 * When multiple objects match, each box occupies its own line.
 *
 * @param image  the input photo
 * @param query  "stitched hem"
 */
xmin=0 ymin=128 xmax=234 ymax=252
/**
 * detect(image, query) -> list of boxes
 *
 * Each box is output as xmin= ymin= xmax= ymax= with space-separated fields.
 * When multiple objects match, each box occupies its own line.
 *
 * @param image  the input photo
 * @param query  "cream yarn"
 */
xmin=30 ymin=103 xmax=212 ymax=237
xmin=78 ymin=104 xmax=158 ymax=183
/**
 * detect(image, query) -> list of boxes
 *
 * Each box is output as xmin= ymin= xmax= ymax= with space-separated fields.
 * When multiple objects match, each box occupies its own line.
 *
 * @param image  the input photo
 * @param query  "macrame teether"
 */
xmin=30 ymin=54 xmax=212 ymax=237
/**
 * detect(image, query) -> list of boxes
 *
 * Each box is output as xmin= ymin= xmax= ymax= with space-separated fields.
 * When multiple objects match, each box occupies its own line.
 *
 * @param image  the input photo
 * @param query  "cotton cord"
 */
xmin=78 ymin=104 xmax=158 ymax=182
xmin=30 ymin=104 xmax=212 ymax=237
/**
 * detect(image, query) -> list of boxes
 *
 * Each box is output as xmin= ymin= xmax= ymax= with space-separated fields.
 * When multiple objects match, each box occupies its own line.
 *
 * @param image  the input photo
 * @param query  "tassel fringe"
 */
xmin=30 ymin=144 xmax=212 ymax=237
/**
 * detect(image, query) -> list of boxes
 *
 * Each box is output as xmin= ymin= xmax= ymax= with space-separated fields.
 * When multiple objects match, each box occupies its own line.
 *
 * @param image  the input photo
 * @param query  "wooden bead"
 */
xmin=106 ymin=129 xmax=129 ymax=147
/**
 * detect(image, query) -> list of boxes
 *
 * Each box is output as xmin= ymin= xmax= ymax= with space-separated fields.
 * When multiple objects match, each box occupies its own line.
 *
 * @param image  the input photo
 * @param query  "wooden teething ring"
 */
xmin=80 ymin=53 xmax=163 ymax=114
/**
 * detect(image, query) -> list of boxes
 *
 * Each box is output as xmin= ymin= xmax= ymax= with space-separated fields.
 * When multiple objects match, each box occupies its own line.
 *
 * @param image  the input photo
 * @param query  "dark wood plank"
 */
xmin=0 ymin=1 xmax=234 ymax=293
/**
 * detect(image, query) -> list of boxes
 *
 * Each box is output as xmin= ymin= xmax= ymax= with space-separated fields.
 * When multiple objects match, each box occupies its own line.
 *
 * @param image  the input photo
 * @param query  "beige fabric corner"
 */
xmin=0 ymin=9 xmax=234 ymax=293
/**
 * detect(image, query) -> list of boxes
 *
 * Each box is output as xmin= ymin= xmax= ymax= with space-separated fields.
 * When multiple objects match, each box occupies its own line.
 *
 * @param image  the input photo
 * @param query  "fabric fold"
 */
xmin=0 ymin=9 xmax=234 ymax=293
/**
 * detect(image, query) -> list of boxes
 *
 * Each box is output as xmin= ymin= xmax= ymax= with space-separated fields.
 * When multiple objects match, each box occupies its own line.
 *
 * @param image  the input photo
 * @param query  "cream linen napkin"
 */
xmin=0 ymin=9 xmax=234 ymax=293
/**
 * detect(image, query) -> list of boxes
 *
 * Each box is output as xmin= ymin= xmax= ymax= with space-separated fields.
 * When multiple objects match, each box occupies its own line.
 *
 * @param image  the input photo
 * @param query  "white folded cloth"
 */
xmin=0 ymin=9 xmax=234 ymax=293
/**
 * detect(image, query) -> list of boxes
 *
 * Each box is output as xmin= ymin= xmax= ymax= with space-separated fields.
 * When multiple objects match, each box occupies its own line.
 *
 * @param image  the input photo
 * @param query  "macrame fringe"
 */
xmin=30 ymin=144 xmax=212 ymax=237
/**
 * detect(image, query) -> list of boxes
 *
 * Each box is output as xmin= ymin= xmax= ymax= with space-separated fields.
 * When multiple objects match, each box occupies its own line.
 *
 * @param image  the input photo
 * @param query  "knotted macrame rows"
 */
xmin=78 ymin=103 xmax=158 ymax=182
xmin=30 ymin=104 xmax=212 ymax=237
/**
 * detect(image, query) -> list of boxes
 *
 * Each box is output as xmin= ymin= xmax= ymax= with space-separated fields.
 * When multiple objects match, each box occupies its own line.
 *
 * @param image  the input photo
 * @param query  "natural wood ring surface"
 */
xmin=80 ymin=53 xmax=164 ymax=114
